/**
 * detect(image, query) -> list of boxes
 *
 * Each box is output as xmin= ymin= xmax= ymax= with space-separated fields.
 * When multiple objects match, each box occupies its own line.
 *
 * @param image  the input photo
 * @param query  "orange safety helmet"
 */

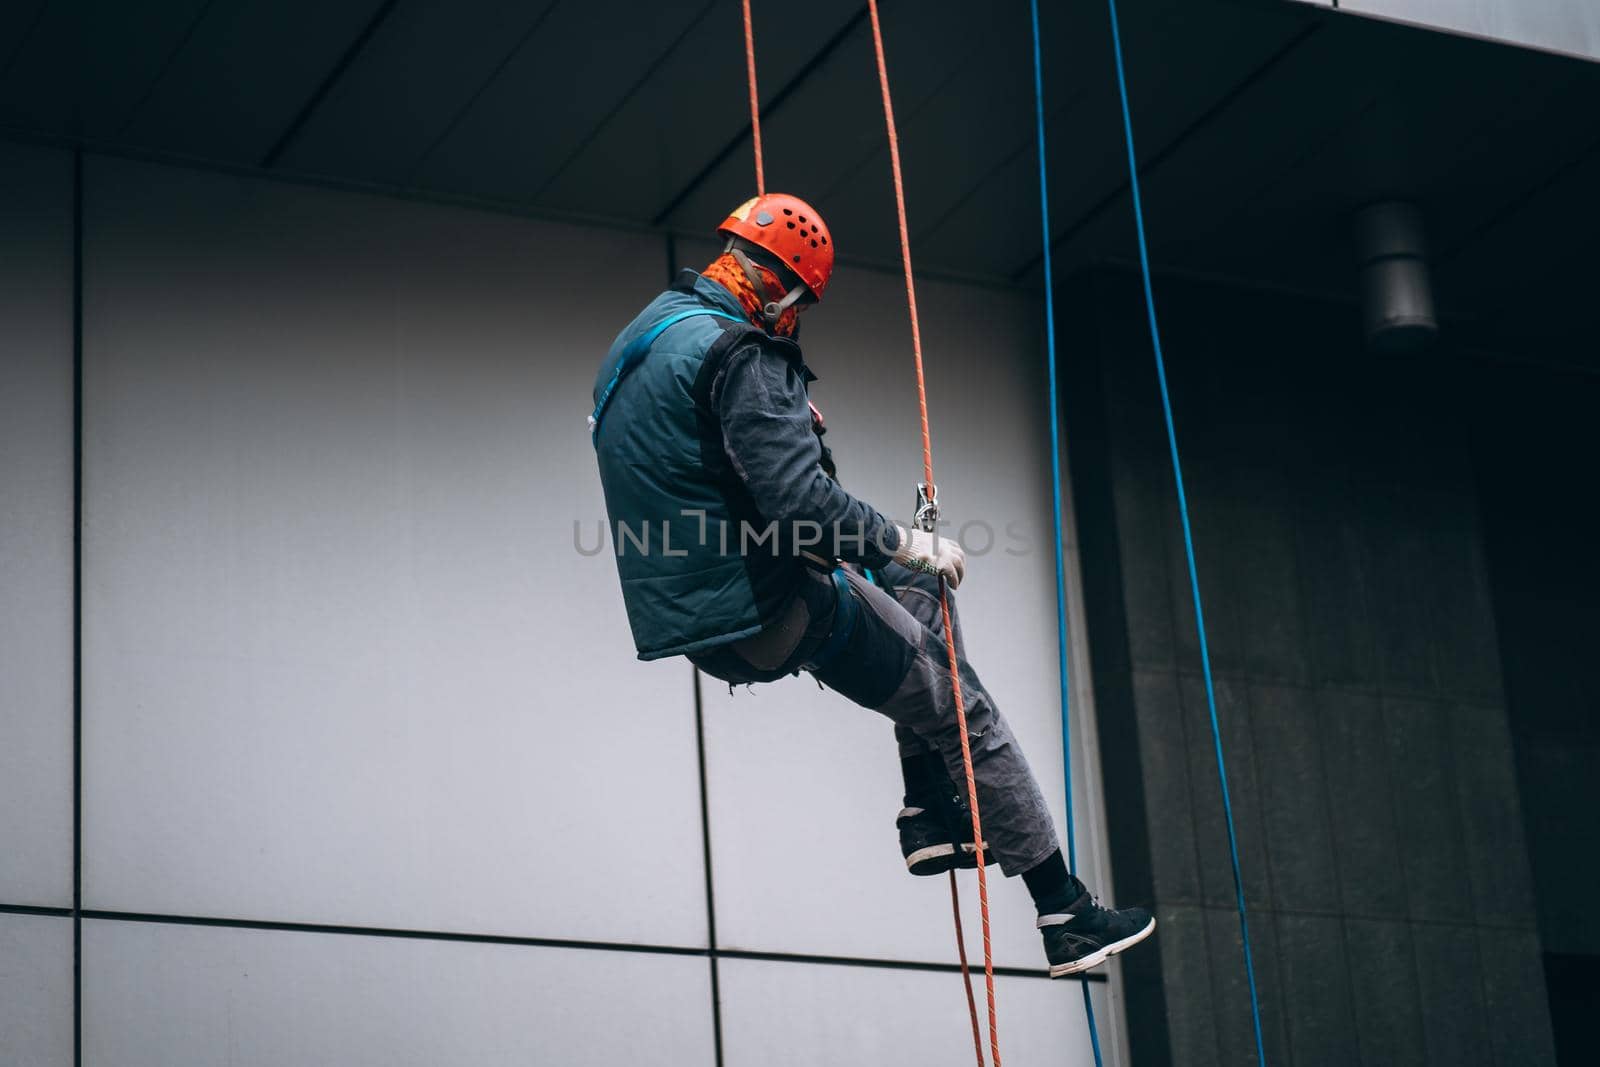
xmin=717 ymin=193 xmax=835 ymax=301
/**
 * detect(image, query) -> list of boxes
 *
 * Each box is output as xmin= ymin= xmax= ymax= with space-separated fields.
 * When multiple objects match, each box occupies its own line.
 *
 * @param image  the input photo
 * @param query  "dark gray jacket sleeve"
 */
xmin=714 ymin=341 xmax=901 ymax=567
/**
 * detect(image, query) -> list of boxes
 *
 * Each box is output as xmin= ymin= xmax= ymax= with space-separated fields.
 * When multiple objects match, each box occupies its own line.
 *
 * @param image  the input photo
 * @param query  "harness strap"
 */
xmin=590 ymin=308 xmax=743 ymax=445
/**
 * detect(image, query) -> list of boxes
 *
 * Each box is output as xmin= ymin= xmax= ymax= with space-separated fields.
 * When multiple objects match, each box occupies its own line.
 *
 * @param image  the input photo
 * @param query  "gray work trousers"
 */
xmin=690 ymin=561 xmax=1060 ymax=875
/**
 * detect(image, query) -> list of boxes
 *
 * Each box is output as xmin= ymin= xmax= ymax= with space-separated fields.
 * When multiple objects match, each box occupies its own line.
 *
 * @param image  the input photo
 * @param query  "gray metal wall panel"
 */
xmin=718 ymin=957 xmax=1105 ymax=1066
xmin=83 ymin=919 xmax=715 ymax=1066
xmin=0 ymin=140 xmax=74 ymax=906
xmin=37 ymin=154 xmax=1131 ymax=1063
xmin=80 ymin=157 xmax=708 ymax=946
xmin=0 ymin=913 xmax=73 ymax=1066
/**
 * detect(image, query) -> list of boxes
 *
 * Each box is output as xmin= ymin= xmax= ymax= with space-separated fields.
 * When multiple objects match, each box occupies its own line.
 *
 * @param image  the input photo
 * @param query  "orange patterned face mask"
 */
xmin=701 ymin=253 xmax=802 ymax=337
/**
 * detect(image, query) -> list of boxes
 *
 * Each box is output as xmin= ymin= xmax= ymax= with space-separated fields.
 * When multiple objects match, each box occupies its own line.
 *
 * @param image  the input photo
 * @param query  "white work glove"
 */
xmin=892 ymin=525 xmax=967 ymax=589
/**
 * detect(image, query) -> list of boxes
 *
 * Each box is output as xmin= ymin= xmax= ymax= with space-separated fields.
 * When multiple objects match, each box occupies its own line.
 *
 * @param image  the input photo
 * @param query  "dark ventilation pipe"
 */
xmin=1355 ymin=201 xmax=1438 ymax=354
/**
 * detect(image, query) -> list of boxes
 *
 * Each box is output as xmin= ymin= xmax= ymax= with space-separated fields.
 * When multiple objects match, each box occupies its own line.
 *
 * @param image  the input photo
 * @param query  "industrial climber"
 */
xmin=588 ymin=193 xmax=1155 ymax=977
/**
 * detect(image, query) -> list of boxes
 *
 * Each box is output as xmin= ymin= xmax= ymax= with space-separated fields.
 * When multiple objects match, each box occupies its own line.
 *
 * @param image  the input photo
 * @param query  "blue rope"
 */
xmin=1103 ymin=0 xmax=1267 ymax=1062
xmin=1028 ymin=2 xmax=1103 ymax=1064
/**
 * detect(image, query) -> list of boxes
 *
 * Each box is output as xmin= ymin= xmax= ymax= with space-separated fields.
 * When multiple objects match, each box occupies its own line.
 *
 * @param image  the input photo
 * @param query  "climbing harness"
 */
xmin=589 ymin=308 xmax=742 ymax=443
xmin=1103 ymin=0 xmax=1269 ymax=1061
xmin=1029 ymin=0 xmax=1106 ymax=1063
xmin=864 ymin=2 xmax=1000 ymax=1064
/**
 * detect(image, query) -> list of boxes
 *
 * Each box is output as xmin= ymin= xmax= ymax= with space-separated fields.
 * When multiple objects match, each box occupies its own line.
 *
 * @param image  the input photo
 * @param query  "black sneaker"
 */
xmin=897 ymin=790 xmax=998 ymax=876
xmin=898 ymin=805 xmax=960 ymax=875
xmin=1039 ymin=880 xmax=1156 ymax=977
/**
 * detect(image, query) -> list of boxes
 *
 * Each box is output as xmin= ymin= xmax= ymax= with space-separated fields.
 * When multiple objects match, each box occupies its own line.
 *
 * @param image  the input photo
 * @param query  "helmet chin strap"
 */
xmin=727 ymin=242 xmax=808 ymax=327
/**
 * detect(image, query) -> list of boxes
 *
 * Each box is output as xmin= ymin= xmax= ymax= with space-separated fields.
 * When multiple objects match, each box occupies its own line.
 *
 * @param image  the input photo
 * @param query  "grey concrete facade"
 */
xmin=1471 ymin=360 xmax=1600 ymax=1067
xmin=1063 ymin=268 xmax=1559 ymax=1066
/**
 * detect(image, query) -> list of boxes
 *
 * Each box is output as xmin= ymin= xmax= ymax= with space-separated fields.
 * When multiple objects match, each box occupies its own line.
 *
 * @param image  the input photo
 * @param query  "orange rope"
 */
xmin=863 ymin=4 xmax=931 ymax=491
xmin=949 ymin=871 xmax=984 ymax=1066
xmin=741 ymin=4 xmax=996 ymax=1061
xmin=865 ymin=2 xmax=999 ymax=1065
xmin=940 ymin=595 xmax=995 ymax=1067
xmin=740 ymin=0 xmax=765 ymax=195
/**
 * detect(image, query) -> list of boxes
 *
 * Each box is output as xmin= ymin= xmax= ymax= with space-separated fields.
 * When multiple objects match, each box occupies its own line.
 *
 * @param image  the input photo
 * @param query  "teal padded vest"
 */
xmin=592 ymin=272 xmax=808 ymax=660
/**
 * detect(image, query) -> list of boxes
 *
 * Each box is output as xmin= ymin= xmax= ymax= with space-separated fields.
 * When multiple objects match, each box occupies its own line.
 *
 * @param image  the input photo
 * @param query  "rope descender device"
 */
xmin=914 ymin=482 xmax=939 ymax=533
xmin=898 ymin=483 xmax=944 ymax=579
